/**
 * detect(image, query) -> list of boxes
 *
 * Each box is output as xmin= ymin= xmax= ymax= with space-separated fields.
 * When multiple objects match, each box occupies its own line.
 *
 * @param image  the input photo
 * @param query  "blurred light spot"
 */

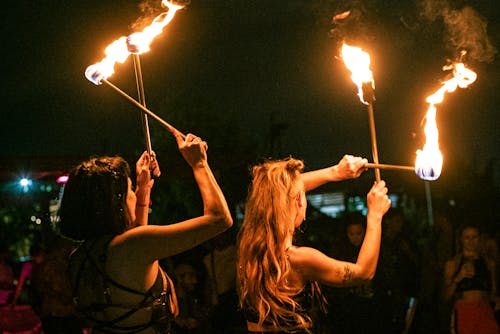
xmin=56 ymin=175 xmax=69 ymax=184
xmin=19 ymin=178 xmax=31 ymax=187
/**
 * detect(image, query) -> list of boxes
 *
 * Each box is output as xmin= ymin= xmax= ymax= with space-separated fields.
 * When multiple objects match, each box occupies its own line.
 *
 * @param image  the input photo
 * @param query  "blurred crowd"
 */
xmin=1 ymin=204 xmax=499 ymax=334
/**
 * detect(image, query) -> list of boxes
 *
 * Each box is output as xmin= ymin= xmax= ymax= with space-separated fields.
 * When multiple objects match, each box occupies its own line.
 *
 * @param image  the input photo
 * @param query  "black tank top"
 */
xmin=455 ymin=256 xmax=491 ymax=293
xmin=243 ymin=281 xmax=326 ymax=333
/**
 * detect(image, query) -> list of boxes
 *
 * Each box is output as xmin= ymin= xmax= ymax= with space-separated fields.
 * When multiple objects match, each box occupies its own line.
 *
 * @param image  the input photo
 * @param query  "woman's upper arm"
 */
xmin=288 ymin=246 xmax=366 ymax=287
xmin=113 ymin=215 xmax=230 ymax=263
xmin=443 ymin=260 xmax=454 ymax=281
xmin=300 ymin=168 xmax=333 ymax=192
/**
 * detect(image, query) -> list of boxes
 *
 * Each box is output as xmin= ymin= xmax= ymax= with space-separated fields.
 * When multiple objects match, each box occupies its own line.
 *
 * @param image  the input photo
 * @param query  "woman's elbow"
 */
xmin=208 ymin=210 xmax=233 ymax=230
xmin=364 ymin=271 xmax=375 ymax=281
xmin=220 ymin=213 xmax=233 ymax=229
xmin=335 ymin=273 xmax=372 ymax=287
xmin=357 ymin=267 xmax=376 ymax=281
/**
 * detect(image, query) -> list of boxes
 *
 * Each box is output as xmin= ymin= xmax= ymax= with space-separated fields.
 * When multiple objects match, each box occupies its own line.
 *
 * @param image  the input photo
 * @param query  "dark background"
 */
xmin=0 ymin=5 xmax=498 ymax=334
xmin=1 ymin=0 xmax=499 ymax=209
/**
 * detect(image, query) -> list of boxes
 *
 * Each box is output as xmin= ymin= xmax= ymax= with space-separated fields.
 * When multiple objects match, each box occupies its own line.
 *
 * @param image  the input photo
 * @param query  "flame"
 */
xmin=85 ymin=1 xmax=184 ymax=85
xmin=415 ymin=62 xmax=477 ymax=180
xmin=341 ymin=43 xmax=375 ymax=104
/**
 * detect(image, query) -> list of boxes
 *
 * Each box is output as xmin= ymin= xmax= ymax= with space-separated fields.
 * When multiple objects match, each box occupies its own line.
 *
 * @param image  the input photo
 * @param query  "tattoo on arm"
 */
xmin=342 ymin=265 xmax=354 ymax=284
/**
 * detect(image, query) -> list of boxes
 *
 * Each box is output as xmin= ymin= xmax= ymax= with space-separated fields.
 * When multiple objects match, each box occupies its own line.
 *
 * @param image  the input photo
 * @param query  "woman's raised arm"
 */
xmin=288 ymin=181 xmax=390 ymax=286
xmin=116 ymin=132 xmax=233 ymax=262
xmin=301 ymin=155 xmax=367 ymax=191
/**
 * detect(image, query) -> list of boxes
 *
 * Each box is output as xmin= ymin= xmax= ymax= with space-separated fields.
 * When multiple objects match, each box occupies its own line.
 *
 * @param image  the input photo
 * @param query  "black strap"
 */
xmin=69 ymin=237 xmax=177 ymax=334
xmin=71 ymin=237 xmax=168 ymax=332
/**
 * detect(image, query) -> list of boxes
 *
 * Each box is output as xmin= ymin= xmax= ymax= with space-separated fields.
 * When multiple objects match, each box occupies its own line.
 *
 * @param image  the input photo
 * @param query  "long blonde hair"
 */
xmin=237 ymin=158 xmax=313 ymax=331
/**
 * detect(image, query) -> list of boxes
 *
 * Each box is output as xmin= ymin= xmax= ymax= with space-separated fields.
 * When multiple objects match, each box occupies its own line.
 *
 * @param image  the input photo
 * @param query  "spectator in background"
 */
xmin=371 ymin=207 xmax=421 ymax=333
xmin=0 ymin=245 xmax=15 ymax=305
xmin=416 ymin=207 xmax=455 ymax=334
xmin=0 ymin=244 xmax=44 ymax=334
xmin=172 ymin=262 xmax=209 ymax=334
xmin=12 ymin=243 xmax=45 ymax=306
xmin=30 ymin=235 xmax=85 ymax=334
xmin=443 ymin=223 xmax=499 ymax=334
xmin=325 ymin=211 xmax=377 ymax=333
xmin=202 ymin=229 xmax=244 ymax=333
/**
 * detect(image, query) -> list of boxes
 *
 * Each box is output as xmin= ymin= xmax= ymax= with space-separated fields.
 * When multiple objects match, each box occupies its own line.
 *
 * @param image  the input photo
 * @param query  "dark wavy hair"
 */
xmin=59 ymin=156 xmax=132 ymax=241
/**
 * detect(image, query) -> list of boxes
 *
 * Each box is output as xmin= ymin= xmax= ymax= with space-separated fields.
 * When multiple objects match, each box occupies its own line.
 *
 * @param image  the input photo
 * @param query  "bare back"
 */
xmin=68 ymin=236 xmax=175 ymax=334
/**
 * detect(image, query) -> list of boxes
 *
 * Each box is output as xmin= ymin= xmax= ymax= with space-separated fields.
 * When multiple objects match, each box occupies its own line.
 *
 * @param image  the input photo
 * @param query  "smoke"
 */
xmin=130 ymin=0 xmax=189 ymax=32
xmin=130 ymin=0 xmax=163 ymax=31
xmin=419 ymin=0 xmax=496 ymax=63
xmin=327 ymin=0 xmax=496 ymax=63
xmin=443 ymin=6 xmax=496 ymax=63
xmin=328 ymin=2 xmax=378 ymax=49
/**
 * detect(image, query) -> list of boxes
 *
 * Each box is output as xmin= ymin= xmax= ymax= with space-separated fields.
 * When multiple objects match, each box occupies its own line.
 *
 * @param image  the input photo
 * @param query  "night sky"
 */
xmin=1 ymin=0 xmax=499 ymax=199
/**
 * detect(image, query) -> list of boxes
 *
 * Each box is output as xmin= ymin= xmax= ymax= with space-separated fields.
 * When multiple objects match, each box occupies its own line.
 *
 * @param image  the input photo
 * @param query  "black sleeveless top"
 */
xmin=69 ymin=237 xmax=177 ymax=334
xmin=455 ymin=256 xmax=492 ymax=293
xmin=243 ymin=281 xmax=327 ymax=333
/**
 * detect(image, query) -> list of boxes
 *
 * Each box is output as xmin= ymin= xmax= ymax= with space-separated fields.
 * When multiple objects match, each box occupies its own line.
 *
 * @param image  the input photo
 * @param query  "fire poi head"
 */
xmin=341 ymin=43 xmax=381 ymax=181
xmin=415 ymin=62 xmax=477 ymax=180
xmin=340 ymin=43 xmax=375 ymax=105
xmin=85 ymin=1 xmax=184 ymax=85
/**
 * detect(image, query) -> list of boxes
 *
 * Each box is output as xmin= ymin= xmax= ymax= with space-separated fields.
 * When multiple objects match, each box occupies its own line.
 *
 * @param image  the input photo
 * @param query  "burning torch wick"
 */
xmin=102 ymin=78 xmax=185 ymax=139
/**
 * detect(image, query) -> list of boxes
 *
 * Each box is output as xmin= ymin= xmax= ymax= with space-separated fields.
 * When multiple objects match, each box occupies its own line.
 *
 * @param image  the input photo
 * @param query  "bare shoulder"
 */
xmin=108 ymin=228 xmax=157 ymax=264
xmin=287 ymin=246 xmax=324 ymax=262
xmin=286 ymin=246 xmax=331 ymax=271
xmin=286 ymin=245 xmax=350 ymax=286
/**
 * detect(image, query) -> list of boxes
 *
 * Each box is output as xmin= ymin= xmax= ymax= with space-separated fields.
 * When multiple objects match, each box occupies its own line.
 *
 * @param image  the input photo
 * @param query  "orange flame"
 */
xmin=341 ymin=43 xmax=375 ymax=104
xmin=415 ymin=63 xmax=477 ymax=180
xmin=85 ymin=1 xmax=184 ymax=85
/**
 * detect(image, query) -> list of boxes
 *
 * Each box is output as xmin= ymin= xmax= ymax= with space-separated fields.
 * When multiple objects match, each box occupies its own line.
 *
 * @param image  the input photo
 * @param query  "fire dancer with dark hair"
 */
xmin=59 ymin=131 xmax=233 ymax=334
xmin=236 ymin=155 xmax=391 ymax=333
